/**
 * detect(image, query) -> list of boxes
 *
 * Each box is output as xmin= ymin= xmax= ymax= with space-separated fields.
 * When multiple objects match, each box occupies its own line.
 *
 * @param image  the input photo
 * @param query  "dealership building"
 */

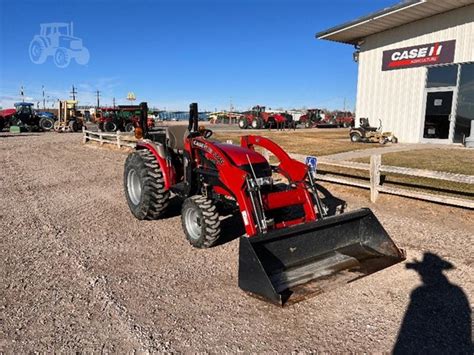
xmin=317 ymin=0 xmax=474 ymax=144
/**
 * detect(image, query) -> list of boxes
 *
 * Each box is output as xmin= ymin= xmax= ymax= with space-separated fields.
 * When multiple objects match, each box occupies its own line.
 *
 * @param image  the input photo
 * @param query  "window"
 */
xmin=454 ymin=63 xmax=474 ymax=141
xmin=426 ymin=65 xmax=458 ymax=88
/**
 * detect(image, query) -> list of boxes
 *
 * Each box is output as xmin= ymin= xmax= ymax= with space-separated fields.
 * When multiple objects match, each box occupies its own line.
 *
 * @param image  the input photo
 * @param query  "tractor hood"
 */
xmin=0 ymin=108 xmax=16 ymax=118
xmin=213 ymin=142 xmax=268 ymax=166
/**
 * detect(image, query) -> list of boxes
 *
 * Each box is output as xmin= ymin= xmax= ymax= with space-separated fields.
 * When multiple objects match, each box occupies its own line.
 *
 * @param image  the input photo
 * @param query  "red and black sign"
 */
xmin=382 ymin=40 xmax=456 ymax=71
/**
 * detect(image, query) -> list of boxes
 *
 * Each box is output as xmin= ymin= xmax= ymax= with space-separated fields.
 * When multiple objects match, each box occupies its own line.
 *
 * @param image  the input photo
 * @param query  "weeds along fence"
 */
xmin=313 ymin=155 xmax=474 ymax=209
xmin=82 ymin=128 xmax=136 ymax=149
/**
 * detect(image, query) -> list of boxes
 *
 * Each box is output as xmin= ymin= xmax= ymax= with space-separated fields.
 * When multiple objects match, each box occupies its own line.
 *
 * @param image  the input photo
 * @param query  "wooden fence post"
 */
xmin=370 ymin=154 xmax=381 ymax=203
xmin=116 ymin=131 xmax=121 ymax=148
xmin=82 ymin=127 xmax=88 ymax=144
xmin=99 ymin=132 xmax=104 ymax=146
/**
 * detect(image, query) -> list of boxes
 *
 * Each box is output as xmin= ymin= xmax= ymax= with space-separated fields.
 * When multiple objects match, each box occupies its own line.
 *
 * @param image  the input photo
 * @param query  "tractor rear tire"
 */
xmin=104 ymin=121 xmax=118 ymax=132
xmin=0 ymin=120 xmax=5 ymax=131
xmin=124 ymin=150 xmax=170 ymax=220
xmin=181 ymin=195 xmax=221 ymax=248
xmin=69 ymin=120 xmax=79 ymax=132
xmin=39 ymin=117 xmax=55 ymax=131
xmin=238 ymin=118 xmax=248 ymax=129
xmin=350 ymin=132 xmax=362 ymax=142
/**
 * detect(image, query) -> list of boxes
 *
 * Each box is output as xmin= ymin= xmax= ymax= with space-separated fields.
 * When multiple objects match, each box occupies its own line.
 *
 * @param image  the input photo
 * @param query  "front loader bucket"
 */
xmin=238 ymin=208 xmax=405 ymax=305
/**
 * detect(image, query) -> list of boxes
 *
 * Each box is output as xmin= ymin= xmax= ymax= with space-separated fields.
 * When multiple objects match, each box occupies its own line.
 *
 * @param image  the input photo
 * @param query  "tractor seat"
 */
xmin=166 ymin=125 xmax=189 ymax=150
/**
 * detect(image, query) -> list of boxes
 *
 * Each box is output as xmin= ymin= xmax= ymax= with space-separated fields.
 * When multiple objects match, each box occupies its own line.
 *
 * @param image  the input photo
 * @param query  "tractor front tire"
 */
xmin=124 ymin=122 xmax=135 ymax=132
xmin=104 ymin=121 xmax=118 ymax=132
xmin=69 ymin=120 xmax=79 ymax=132
xmin=124 ymin=150 xmax=170 ymax=220
xmin=238 ymin=118 xmax=248 ymax=129
xmin=54 ymin=48 xmax=71 ymax=68
xmin=181 ymin=196 xmax=221 ymax=248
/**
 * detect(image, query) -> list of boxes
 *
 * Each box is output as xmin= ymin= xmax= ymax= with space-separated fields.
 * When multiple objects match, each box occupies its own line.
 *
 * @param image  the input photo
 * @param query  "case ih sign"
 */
xmin=382 ymin=40 xmax=456 ymax=71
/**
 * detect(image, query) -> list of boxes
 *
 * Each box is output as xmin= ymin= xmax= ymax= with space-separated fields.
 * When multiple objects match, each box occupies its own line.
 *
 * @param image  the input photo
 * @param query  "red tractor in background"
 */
xmin=332 ymin=111 xmax=355 ymax=128
xmin=97 ymin=105 xmax=152 ymax=132
xmin=122 ymin=102 xmax=405 ymax=305
xmin=300 ymin=109 xmax=354 ymax=128
xmin=238 ymin=105 xmax=293 ymax=129
xmin=298 ymin=108 xmax=325 ymax=128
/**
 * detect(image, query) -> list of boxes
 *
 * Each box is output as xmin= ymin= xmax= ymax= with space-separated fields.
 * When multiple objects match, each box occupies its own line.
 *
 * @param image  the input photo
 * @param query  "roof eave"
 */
xmin=315 ymin=0 xmax=424 ymax=44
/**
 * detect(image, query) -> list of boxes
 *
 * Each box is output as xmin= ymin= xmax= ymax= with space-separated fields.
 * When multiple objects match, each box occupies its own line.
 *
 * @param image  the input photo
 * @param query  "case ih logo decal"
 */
xmin=382 ymin=40 xmax=456 ymax=71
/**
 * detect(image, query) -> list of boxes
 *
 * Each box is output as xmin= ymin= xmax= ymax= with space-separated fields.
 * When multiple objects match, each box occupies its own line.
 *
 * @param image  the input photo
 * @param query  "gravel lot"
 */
xmin=1 ymin=132 xmax=472 ymax=352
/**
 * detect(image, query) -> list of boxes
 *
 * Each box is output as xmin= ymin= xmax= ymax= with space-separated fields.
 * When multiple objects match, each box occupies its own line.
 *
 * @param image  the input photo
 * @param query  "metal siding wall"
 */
xmin=356 ymin=5 xmax=474 ymax=143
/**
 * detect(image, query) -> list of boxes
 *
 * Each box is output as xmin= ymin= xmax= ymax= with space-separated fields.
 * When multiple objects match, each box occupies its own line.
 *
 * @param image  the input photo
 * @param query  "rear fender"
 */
xmin=135 ymin=141 xmax=175 ymax=189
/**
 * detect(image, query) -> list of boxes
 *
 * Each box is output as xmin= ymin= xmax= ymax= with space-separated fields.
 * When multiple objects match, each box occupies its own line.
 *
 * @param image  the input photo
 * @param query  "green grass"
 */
xmin=342 ymin=148 xmax=474 ymax=197
xmin=353 ymin=148 xmax=474 ymax=175
xmin=213 ymin=129 xmax=372 ymax=157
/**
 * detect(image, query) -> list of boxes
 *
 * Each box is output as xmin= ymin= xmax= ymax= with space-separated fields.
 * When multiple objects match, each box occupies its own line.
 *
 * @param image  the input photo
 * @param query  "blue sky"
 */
xmin=0 ymin=0 xmax=397 ymax=111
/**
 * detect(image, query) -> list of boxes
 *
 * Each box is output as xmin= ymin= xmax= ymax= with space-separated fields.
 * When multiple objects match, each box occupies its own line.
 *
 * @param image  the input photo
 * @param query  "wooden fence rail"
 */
xmin=315 ymin=155 xmax=474 ymax=209
xmin=83 ymin=128 xmax=136 ymax=149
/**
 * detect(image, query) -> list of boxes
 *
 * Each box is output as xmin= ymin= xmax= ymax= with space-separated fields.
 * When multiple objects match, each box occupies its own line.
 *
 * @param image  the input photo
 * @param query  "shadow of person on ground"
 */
xmin=393 ymin=252 xmax=472 ymax=354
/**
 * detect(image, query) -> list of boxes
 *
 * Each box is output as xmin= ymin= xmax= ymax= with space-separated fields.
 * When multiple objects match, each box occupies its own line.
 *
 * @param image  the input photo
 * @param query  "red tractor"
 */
xmin=298 ymin=109 xmax=325 ymax=128
xmin=238 ymin=105 xmax=292 ymax=129
xmin=97 ymin=105 xmax=152 ymax=132
xmin=332 ymin=111 xmax=355 ymax=128
xmin=123 ymin=102 xmax=405 ymax=305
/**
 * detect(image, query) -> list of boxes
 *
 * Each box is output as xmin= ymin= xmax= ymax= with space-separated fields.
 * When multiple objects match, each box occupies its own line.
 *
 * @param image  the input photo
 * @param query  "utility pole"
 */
xmin=95 ymin=90 xmax=101 ymax=109
xmin=42 ymin=86 xmax=46 ymax=109
xmin=343 ymin=97 xmax=346 ymax=112
xmin=112 ymin=97 xmax=116 ymax=108
xmin=20 ymin=86 xmax=25 ymax=102
xmin=70 ymin=85 xmax=77 ymax=101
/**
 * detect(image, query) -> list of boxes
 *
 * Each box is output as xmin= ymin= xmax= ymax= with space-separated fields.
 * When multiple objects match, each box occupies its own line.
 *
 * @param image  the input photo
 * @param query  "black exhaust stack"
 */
xmin=139 ymin=102 xmax=148 ymax=137
xmin=188 ymin=102 xmax=198 ymax=133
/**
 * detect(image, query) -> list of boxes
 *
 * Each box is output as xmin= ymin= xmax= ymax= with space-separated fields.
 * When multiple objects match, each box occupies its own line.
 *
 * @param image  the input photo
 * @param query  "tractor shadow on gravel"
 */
xmin=393 ymin=253 xmax=472 ymax=354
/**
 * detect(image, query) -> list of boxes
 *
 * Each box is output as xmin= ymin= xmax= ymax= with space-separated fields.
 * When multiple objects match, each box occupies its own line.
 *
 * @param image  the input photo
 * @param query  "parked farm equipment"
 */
xmin=54 ymin=100 xmax=83 ymax=132
xmin=350 ymin=118 xmax=398 ymax=144
xmin=300 ymin=109 xmax=354 ymax=128
xmin=0 ymin=102 xmax=53 ymax=132
xmin=238 ymin=105 xmax=293 ymax=129
xmin=122 ymin=102 xmax=405 ymax=305
xmin=97 ymin=105 xmax=150 ymax=132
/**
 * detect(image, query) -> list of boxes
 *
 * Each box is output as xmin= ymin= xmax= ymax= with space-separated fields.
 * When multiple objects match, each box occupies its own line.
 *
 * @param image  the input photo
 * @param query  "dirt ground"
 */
xmin=1 ymin=132 xmax=473 ymax=352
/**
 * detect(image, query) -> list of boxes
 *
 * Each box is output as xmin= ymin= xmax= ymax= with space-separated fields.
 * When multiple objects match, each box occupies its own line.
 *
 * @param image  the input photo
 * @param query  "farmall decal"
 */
xmin=382 ymin=40 xmax=456 ymax=71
